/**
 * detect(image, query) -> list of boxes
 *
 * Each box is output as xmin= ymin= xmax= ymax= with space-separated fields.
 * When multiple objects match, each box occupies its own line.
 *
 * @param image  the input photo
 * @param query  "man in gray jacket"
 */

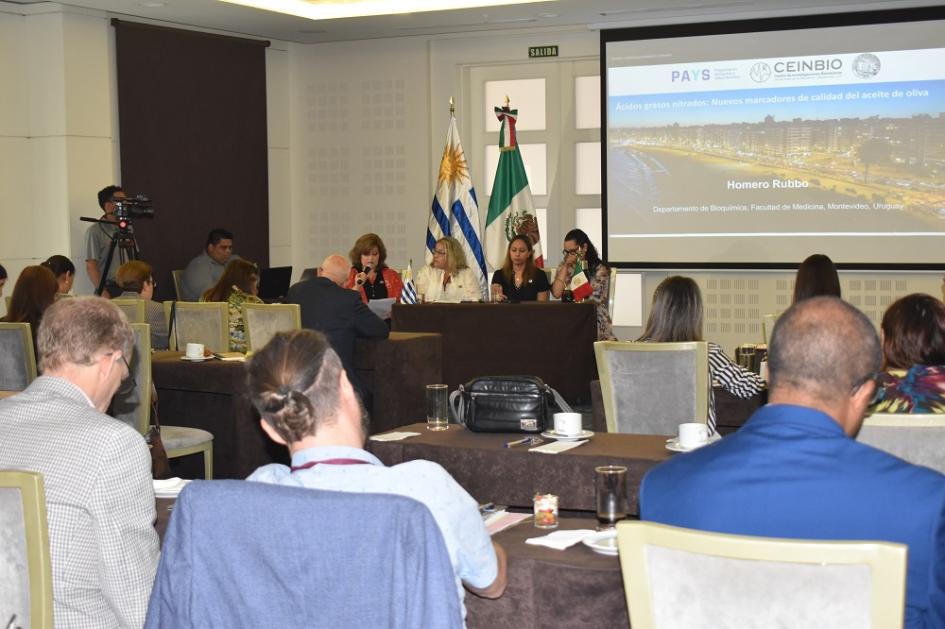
xmin=0 ymin=297 xmax=159 ymax=628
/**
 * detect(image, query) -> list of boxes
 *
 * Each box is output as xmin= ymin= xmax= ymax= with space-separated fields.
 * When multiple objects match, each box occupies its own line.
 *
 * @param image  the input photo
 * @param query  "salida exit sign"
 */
xmin=528 ymin=45 xmax=558 ymax=58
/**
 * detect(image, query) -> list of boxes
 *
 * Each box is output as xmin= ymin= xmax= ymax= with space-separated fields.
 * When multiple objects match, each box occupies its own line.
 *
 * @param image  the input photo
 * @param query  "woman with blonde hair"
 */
xmin=414 ymin=236 xmax=482 ymax=303
xmin=201 ymin=259 xmax=263 ymax=352
xmin=343 ymin=233 xmax=403 ymax=304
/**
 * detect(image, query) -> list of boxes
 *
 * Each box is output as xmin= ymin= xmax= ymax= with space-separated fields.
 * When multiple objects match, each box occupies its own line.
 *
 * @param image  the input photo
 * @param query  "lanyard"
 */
xmin=290 ymin=458 xmax=371 ymax=472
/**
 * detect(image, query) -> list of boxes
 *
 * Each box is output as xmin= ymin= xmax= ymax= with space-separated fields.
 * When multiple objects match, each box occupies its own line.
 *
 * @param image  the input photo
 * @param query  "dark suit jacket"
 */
xmin=286 ymin=277 xmax=389 ymax=393
xmin=641 ymin=404 xmax=945 ymax=629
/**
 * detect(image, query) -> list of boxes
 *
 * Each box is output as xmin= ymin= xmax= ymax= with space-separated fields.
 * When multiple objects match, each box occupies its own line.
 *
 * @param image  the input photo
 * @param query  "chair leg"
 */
xmin=204 ymin=442 xmax=213 ymax=480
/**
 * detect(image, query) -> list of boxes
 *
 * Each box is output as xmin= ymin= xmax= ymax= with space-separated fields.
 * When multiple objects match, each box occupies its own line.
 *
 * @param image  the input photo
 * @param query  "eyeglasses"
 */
xmin=117 ymin=354 xmax=137 ymax=395
xmin=146 ymin=278 xmax=157 ymax=288
xmin=562 ymin=248 xmax=580 ymax=257
xmin=433 ymin=249 xmax=447 ymax=256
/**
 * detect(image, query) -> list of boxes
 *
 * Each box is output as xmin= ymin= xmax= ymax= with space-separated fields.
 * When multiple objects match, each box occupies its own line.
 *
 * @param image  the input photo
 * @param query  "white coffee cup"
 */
xmin=678 ymin=422 xmax=709 ymax=447
xmin=185 ymin=343 xmax=205 ymax=359
xmin=553 ymin=412 xmax=583 ymax=436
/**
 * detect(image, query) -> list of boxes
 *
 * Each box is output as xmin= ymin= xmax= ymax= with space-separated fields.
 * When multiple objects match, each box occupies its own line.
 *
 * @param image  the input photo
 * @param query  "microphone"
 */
xmin=356 ymin=264 xmax=372 ymax=286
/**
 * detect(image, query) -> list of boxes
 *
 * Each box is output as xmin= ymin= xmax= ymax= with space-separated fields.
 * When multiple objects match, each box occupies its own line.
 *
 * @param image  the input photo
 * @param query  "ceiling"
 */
xmin=2 ymin=0 xmax=933 ymax=44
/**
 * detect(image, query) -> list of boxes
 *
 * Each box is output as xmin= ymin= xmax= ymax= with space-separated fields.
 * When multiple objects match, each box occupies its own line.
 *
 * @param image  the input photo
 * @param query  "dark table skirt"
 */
xmin=391 ymin=302 xmax=598 ymax=404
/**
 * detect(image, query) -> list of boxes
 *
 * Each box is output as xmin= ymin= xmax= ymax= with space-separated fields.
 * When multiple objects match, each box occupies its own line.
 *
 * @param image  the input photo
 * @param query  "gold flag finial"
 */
xmin=449 ymin=96 xmax=455 ymax=114
xmin=504 ymin=94 xmax=510 ymax=107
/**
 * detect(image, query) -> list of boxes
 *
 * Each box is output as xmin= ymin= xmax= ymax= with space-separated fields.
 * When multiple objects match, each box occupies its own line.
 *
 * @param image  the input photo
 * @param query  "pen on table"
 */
xmin=504 ymin=437 xmax=531 ymax=448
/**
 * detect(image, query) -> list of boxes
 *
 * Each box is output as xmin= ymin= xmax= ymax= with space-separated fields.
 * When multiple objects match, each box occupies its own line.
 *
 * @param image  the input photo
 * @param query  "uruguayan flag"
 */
xmin=426 ymin=113 xmax=487 ymax=299
xmin=399 ymin=261 xmax=418 ymax=304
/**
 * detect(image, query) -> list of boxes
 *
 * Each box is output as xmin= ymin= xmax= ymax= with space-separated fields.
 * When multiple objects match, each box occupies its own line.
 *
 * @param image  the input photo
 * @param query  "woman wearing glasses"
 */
xmin=551 ymin=229 xmax=616 ymax=340
xmin=414 ymin=236 xmax=482 ymax=303
xmin=115 ymin=260 xmax=169 ymax=350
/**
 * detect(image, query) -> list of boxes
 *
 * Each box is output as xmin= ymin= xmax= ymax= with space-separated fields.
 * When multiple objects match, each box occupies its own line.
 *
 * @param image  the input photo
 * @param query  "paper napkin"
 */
xmin=525 ymin=529 xmax=596 ymax=550
xmin=368 ymin=431 xmax=421 ymax=442
xmin=528 ymin=439 xmax=588 ymax=454
xmin=153 ymin=477 xmax=191 ymax=498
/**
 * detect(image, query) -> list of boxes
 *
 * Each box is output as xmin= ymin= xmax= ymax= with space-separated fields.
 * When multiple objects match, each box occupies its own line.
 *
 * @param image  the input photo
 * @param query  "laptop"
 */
xmin=257 ymin=266 xmax=292 ymax=303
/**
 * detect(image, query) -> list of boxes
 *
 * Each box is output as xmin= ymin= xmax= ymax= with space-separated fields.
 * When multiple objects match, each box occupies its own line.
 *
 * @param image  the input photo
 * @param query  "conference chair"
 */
xmin=112 ymin=298 xmax=147 ymax=323
xmin=111 ymin=323 xmax=214 ymax=479
xmin=241 ymin=302 xmax=301 ymax=352
xmin=171 ymin=270 xmax=184 ymax=301
xmin=857 ymin=413 xmax=945 ymax=475
xmin=145 ymin=481 xmax=462 ymax=628
xmin=0 ymin=470 xmax=53 ymax=629
xmin=164 ymin=302 xmax=228 ymax=352
xmin=762 ymin=312 xmax=780 ymax=345
xmin=0 ymin=322 xmax=38 ymax=394
xmin=594 ymin=341 xmax=709 ymax=435
xmin=616 ymin=520 xmax=906 ymax=629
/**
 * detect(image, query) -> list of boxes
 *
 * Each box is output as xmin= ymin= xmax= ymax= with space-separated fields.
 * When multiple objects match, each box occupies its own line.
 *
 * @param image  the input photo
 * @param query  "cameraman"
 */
xmin=85 ymin=185 xmax=127 ymax=297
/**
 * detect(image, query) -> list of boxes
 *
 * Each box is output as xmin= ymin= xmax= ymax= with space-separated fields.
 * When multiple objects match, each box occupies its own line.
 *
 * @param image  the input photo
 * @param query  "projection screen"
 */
xmin=601 ymin=7 xmax=945 ymax=268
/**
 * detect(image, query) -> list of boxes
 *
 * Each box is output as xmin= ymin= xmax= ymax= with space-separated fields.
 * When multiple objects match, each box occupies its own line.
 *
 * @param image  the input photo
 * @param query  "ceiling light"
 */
xmin=219 ymin=0 xmax=556 ymax=21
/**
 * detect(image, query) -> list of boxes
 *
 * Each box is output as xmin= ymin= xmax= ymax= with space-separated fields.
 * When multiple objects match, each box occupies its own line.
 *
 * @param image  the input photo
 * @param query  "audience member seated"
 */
xmin=490 ymin=235 xmax=549 ymax=302
xmin=85 ymin=185 xmax=127 ymax=297
xmin=0 ymin=297 xmax=159 ymax=627
xmin=180 ymin=228 xmax=237 ymax=301
xmin=551 ymin=228 xmax=616 ymax=340
xmin=641 ymin=296 xmax=945 ymax=629
xmin=793 ymin=253 xmax=841 ymax=303
xmin=414 ymin=236 xmax=481 ymax=303
xmin=1 ymin=265 xmax=58 ymax=358
xmin=42 ymin=254 xmax=75 ymax=298
xmin=871 ymin=293 xmax=945 ymax=414
xmin=246 ymin=330 xmax=507 ymax=620
xmin=637 ymin=276 xmax=764 ymax=432
xmin=286 ymin=255 xmax=388 ymax=401
xmin=343 ymin=232 xmax=404 ymax=305
xmin=201 ymin=259 xmax=262 ymax=353
xmin=115 ymin=260 xmax=170 ymax=350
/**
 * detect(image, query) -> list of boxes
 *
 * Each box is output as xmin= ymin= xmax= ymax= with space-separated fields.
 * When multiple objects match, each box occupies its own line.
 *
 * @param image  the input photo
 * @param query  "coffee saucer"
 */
xmin=540 ymin=429 xmax=594 ymax=441
xmin=665 ymin=433 xmax=721 ymax=453
xmin=180 ymin=355 xmax=211 ymax=362
xmin=582 ymin=530 xmax=618 ymax=556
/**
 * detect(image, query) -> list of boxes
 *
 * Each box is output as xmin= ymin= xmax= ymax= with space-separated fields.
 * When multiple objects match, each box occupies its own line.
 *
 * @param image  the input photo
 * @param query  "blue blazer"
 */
xmin=642 ymin=404 xmax=945 ymax=629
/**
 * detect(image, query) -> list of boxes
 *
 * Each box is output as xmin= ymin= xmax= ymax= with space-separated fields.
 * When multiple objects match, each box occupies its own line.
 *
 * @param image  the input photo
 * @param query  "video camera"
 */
xmin=113 ymin=194 xmax=155 ymax=221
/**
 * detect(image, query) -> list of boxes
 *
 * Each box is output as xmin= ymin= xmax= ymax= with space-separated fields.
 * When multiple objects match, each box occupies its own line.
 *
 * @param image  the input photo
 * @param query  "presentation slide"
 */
xmin=603 ymin=11 xmax=945 ymax=266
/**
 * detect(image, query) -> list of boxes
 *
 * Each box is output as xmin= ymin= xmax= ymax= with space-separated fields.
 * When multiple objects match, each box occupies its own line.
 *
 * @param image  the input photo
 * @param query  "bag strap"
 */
xmin=448 ymin=385 xmax=465 ymax=425
xmin=547 ymin=385 xmax=573 ymax=414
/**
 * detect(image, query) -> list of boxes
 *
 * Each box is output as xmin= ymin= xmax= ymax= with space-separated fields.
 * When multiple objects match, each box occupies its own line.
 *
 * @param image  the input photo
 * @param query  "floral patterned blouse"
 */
xmin=870 ymin=365 xmax=945 ymax=414
xmin=226 ymin=287 xmax=263 ymax=353
xmin=561 ymin=263 xmax=616 ymax=341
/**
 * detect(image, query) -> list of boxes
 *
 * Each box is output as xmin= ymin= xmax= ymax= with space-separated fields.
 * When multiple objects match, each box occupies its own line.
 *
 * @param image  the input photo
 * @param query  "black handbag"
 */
xmin=448 ymin=376 xmax=572 ymax=433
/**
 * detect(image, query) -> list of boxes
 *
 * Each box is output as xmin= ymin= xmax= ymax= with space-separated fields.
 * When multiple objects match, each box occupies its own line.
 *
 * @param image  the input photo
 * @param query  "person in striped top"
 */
xmin=638 ymin=275 xmax=764 ymax=432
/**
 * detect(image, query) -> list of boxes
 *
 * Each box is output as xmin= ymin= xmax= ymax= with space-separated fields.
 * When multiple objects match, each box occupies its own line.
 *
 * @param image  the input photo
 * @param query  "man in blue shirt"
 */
xmin=245 ymin=329 xmax=506 ymax=621
xmin=642 ymin=296 xmax=945 ymax=629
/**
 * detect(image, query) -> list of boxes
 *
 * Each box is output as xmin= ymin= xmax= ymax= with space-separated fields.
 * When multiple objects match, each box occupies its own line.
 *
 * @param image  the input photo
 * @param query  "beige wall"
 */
xmin=1 ymin=1 xmax=941 ymax=353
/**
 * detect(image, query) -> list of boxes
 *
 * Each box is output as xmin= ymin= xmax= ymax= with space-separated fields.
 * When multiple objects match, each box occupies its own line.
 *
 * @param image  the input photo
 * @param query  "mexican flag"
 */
xmin=484 ymin=104 xmax=544 ymax=272
xmin=570 ymin=258 xmax=593 ymax=302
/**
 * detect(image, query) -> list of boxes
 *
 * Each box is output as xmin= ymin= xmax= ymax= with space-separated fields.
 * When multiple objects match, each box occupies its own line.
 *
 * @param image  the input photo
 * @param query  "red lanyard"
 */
xmin=290 ymin=458 xmax=370 ymax=472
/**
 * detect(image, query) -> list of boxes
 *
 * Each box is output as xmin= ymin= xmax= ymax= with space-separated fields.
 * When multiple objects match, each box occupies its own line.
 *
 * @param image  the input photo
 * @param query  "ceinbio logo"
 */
xmin=772 ymin=58 xmax=843 ymax=73
xmin=749 ymin=62 xmax=771 ymax=82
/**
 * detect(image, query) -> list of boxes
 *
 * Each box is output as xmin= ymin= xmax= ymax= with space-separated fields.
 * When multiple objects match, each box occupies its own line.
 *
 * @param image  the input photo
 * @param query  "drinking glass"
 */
xmin=595 ymin=465 xmax=628 ymax=531
xmin=425 ymin=384 xmax=449 ymax=431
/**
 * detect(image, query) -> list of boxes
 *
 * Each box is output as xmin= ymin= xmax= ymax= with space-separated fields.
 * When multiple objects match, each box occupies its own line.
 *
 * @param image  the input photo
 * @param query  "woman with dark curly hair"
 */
xmin=551 ymin=229 xmax=615 ymax=340
xmin=871 ymin=293 xmax=945 ymax=413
